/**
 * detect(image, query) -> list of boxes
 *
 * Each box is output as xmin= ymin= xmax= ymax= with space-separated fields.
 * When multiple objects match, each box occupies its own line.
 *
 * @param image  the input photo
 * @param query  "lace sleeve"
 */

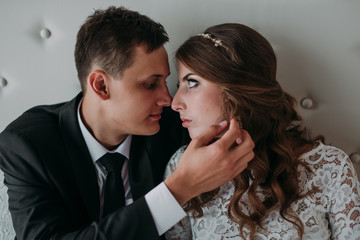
xmin=164 ymin=146 xmax=186 ymax=179
xmin=327 ymin=153 xmax=360 ymax=239
xmin=0 ymin=170 xmax=16 ymax=239
xmin=165 ymin=216 xmax=192 ymax=240
xmin=163 ymin=146 xmax=192 ymax=240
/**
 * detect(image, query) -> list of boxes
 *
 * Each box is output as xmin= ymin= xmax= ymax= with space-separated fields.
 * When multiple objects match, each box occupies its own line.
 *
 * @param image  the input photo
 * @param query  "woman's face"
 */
xmin=171 ymin=62 xmax=225 ymax=139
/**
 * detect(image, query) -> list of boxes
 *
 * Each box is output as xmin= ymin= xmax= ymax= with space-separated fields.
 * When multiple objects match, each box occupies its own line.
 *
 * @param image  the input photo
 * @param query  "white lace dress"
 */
xmin=0 ymin=169 xmax=16 ymax=239
xmin=164 ymin=142 xmax=360 ymax=240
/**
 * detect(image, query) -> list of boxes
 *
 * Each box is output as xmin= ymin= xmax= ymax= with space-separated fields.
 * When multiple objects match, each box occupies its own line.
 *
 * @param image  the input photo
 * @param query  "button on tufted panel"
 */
xmin=351 ymin=153 xmax=360 ymax=164
xmin=0 ymin=77 xmax=7 ymax=88
xmin=40 ymin=28 xmax=52 ymax=39
xmin=300 ymin=97 xmax=315 ymax=109
xmin=350 ymin=153 xmax=360 ymax=181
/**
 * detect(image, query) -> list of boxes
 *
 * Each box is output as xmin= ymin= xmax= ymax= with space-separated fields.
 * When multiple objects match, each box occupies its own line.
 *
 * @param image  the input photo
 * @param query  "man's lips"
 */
xmin=149 ymin=112 xmax=162 ymax=120
xmin=181 ymin=118 xmax=192 ymax=127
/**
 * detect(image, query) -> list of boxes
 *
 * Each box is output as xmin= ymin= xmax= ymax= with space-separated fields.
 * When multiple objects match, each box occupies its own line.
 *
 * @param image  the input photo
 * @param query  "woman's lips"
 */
xmin=181 ymin=118 xmax=192 ymax=127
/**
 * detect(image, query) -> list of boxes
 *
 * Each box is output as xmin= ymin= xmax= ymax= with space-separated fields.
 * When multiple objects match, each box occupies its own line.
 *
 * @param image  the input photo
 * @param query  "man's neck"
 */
xmin=80 ymin=96 xmax=128 ymax=150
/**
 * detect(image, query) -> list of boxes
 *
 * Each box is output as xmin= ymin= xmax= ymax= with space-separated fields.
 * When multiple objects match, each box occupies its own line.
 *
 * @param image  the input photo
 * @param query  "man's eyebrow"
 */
xmin=137 ymin=75 xmax=160 ymax=82
xmin=142 ymin=72 xmax=171 ymax=80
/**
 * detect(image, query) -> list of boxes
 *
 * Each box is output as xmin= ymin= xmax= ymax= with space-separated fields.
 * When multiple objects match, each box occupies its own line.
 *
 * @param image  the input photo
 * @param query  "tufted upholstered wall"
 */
xmin=0 ymin=0 xmax=360 ymax=238
xmin=2 ymin=0 xmax=359 ymax=174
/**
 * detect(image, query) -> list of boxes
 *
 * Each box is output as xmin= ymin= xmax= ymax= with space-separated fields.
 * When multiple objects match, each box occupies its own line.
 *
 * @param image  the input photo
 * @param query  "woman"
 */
xmin=164 ymin=23 xmax=360 ymax=239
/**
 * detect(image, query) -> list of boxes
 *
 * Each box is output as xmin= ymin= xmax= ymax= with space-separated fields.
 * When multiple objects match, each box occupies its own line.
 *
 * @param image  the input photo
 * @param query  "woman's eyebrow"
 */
xmin=183 ymin=73 xmax=195 ymax=81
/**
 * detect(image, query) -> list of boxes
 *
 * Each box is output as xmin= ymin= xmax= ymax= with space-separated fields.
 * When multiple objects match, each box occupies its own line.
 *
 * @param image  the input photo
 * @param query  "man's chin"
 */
xmin=144 ymin=124 xmax=160 ymax=136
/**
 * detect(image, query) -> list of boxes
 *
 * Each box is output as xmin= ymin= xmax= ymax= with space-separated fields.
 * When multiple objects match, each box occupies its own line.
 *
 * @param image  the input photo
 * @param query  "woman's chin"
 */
xmin=188 ymin=130 xmax=199 ymax=140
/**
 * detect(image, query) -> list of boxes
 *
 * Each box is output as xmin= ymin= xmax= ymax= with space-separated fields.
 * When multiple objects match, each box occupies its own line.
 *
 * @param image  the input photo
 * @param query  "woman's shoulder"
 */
xmin=300 ymin=141 xmax=349 ymax=168
xmin=299 ymin=143 xmax=360 ymax=238
xmin=299 ymin=141 xmax=359 ymax=192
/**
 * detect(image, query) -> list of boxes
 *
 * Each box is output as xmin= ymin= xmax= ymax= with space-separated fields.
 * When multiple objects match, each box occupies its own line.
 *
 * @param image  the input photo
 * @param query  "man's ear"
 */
xmin=88 ymin=70 xmax=110 ymax=100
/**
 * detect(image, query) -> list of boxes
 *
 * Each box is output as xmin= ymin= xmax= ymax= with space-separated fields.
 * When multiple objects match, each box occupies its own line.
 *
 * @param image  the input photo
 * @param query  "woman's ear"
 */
xmin=88 ymin=70 xmax=110 ymax=100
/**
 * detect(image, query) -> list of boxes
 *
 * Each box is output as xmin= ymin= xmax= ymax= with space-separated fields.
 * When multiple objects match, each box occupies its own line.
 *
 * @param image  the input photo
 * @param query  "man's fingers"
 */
xmin=191 ymin=120 xmax=229 ymax=147
xmin=233 ymin=130 xmax=254 ymax=151
xmin=232 ymin=130 xmax=255 ymax=158
xmin=229 ymin=150 xmax=254 ymax=179
xmin=213 ymin=118 xmax=242 ymax=148
xmin=225 ymin=130 xmax=254 ymax=177
xmin=231 ymin=162 xmax=248 ymax=179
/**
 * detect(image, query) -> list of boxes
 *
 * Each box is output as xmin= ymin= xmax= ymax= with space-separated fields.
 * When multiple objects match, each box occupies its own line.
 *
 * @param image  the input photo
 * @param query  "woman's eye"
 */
xmin=188 ymin=80 xmax=198 ymax=88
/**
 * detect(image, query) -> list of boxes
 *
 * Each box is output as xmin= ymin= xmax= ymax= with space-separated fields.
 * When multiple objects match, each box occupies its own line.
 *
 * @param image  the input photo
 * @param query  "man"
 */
xmin=0 ymin=6 xmax=254 ymax=239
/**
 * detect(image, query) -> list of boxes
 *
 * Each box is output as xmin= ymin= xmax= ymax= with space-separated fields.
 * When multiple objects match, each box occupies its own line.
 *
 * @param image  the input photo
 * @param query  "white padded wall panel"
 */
xmin=0 ymin=0 xmax=359 ymax=167
xmin=0 ymin=1 xmax=82 ymax=127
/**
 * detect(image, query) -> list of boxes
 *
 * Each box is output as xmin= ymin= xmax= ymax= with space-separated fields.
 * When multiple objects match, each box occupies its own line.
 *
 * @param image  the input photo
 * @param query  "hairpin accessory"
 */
xmin=198 ymin=33 xmax=228 ymax=49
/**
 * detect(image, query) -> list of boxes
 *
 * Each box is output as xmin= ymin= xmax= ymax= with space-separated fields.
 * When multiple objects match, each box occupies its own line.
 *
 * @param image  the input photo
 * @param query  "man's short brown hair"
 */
xmin=74 ymin=6 xmax=169 ymax=91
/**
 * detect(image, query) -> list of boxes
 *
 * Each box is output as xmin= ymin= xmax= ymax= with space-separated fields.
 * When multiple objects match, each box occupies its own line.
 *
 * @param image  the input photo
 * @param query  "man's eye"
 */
xmin=188 ymin=80 xmax=198 ymax=88
xmin=144 ymin=82 xmax=157 ymax=89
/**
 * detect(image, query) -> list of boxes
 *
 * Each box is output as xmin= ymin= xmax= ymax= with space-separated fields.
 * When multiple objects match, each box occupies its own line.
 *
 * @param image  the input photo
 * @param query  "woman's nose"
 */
xmin=171 ymin=90 xmax=185 ymax=112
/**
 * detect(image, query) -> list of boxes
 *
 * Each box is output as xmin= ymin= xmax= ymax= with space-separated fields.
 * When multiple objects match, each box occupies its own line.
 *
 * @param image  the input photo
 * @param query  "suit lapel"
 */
xmin=129 ymin=135 xmax=155 ymax=200
xmin=57 ymin=94 xmax=159 ymax=218
xmin=58 ymin=93 xmax=100 ymax=221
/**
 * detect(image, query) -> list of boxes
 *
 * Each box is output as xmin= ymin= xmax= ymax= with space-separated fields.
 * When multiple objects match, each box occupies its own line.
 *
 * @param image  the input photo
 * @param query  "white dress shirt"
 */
xmin=77 ymin=100 xmax=185 ymax=235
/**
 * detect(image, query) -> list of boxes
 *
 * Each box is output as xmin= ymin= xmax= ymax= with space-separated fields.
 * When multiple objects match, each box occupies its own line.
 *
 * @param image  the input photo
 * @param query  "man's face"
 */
xmin=104 ymin=44 xmax=171 ymax=138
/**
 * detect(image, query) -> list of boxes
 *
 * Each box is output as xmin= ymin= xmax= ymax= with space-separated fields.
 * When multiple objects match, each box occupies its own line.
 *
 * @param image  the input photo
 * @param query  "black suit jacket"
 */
xmin=0 ymin=93 xmax=189 ymax=240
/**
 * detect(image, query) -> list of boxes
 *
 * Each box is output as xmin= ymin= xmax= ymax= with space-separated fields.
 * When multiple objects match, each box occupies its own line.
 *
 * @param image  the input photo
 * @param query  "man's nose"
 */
xmin=157 ymin=85 xmax=172 ymax=107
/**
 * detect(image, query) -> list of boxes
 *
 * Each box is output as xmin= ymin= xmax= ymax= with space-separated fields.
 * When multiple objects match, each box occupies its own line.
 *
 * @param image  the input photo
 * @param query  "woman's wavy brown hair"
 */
xmin=176 ymin=23 xmax=322 ymax=239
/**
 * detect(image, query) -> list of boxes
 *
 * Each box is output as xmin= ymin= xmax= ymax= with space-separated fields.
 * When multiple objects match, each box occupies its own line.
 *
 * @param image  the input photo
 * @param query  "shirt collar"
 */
xmin=77 ymin=99 xmax=132 ymax=164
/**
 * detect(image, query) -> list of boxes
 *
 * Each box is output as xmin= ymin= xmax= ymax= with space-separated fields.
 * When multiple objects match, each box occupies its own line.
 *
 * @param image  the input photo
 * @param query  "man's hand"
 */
xmin=164 ymin=118 xmax=255 ymax=206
